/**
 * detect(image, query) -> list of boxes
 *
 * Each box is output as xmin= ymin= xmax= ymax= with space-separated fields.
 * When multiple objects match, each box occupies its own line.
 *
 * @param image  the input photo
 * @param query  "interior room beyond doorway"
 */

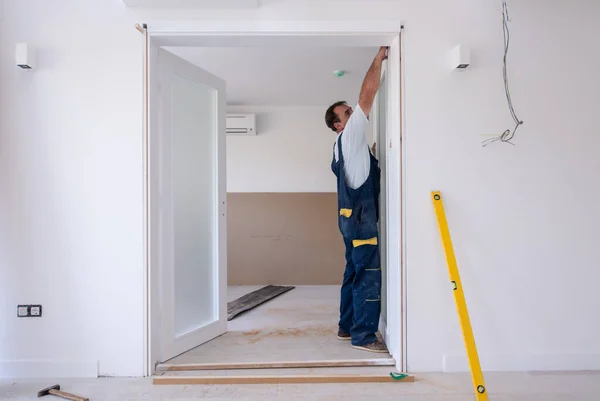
xmin=158 ymin=45 xmax=392 ymax=368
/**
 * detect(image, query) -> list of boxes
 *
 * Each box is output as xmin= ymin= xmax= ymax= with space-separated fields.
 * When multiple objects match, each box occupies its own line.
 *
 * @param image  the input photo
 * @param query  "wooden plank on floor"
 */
xmin=227 ymin=285 xmax=295 ymax=321
xmin=153 ymin=374 xmax=415 ymax=385
xmin=156 ymin=358 xmax=396 ymax=371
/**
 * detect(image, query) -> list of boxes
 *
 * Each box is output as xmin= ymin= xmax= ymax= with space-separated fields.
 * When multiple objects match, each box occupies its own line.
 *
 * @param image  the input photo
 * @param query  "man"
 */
xmin=324 ymin=46 xmax=387 ymax=353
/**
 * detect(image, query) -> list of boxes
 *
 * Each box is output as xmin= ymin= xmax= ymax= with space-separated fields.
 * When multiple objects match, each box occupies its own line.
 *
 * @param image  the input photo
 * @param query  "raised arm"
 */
xmin=358 ymin=47 xmax=388 ymax=117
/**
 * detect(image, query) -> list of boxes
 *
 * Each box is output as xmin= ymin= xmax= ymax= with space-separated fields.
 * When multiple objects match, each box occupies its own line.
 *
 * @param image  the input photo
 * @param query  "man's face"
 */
xmin=333 ymin=104 xmax=353 ymax=133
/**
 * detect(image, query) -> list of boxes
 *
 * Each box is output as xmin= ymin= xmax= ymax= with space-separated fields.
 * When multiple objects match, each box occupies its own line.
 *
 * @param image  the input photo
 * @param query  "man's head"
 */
xmin=325 ymin=101 xmax=353 ymax=133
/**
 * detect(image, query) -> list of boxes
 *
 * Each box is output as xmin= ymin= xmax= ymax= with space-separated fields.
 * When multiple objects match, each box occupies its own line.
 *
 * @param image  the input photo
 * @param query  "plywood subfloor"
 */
xmin=163 ymin=286 xmax=393 ymax=365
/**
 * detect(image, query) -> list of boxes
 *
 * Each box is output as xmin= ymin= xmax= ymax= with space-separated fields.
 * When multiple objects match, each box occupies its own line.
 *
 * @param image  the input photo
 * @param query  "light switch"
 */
xmin=17 ymin=305 xmax=29 ymax=317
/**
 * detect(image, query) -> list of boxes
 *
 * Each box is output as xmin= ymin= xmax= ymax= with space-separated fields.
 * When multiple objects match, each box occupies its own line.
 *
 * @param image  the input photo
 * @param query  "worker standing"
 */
xmin=324 ymin=47 xmax=388 ymax=353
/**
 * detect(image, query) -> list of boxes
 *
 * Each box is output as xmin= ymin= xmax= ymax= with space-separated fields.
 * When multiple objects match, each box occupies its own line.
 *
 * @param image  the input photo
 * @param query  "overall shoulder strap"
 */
xmin=337 ymin=132 xmax=345 ymax=164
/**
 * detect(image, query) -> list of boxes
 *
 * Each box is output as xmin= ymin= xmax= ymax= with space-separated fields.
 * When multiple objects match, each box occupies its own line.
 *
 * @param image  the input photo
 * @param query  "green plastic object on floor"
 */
xmin=390 ymin=372 xmax=408 ymax=380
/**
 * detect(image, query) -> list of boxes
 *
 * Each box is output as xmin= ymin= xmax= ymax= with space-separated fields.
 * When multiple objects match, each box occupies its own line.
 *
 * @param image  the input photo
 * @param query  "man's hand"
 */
xmin=376 ymin=47 xmax=388 ymax=62
xmin=371 ymin=142 xmax=377 ymax=155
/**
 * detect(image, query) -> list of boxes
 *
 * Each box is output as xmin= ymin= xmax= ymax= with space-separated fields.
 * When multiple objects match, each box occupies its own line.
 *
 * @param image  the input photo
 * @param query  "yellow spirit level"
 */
xmin=431 ymin=191 xmax=488 ymax=401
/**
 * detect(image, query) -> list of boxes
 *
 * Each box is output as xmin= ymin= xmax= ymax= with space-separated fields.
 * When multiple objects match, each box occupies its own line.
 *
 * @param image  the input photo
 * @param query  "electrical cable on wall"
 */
xmin=482 ymin=0 xmax=524 ymax=147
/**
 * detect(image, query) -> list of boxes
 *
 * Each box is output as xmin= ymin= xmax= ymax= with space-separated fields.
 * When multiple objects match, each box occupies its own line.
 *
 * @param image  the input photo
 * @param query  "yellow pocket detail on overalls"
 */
xmin=352 ymin=237 xmax=378 ymax=247
xmin=339 ymin=208 xmax=352 ymax=218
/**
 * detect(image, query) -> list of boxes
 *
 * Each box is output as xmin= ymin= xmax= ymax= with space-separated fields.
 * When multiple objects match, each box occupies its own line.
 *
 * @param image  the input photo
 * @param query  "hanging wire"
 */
xmin=482 ymin=0 xmax=524 ymax=147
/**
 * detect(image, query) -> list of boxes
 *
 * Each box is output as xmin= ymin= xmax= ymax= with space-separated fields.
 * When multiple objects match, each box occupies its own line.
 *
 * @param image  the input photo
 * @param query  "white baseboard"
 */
xmin=443 ymin=353 xmax=600 ymax=372
xmin=0 ymin=360 xmax=98 ymax=378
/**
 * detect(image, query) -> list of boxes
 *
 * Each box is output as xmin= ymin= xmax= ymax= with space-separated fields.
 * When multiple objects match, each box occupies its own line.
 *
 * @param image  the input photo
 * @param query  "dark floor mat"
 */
xmin=227 ymin=285 xmax=295 ymax=321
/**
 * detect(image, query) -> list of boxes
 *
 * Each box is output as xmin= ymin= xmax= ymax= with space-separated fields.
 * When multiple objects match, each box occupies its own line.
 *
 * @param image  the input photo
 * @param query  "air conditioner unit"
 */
xmin=226 ymin=113 xmax=256 ymax=135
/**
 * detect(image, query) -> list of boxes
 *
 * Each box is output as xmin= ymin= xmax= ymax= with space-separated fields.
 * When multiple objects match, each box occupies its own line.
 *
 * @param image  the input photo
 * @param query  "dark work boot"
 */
xmin=351 ymin=339 xmax=388 ymax=353
xmin=337 ymin=328 xmax=351 ymax=341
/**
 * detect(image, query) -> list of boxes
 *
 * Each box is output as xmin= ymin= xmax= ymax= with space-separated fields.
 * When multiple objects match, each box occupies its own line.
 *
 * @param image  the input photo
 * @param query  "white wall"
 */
xmin=1 ymin=0 xmax=600 ymax=377
xmin=226 ymin=105 xmax=373 ymax=193
xmin=0 ymin=1 xmax=144 ymax=377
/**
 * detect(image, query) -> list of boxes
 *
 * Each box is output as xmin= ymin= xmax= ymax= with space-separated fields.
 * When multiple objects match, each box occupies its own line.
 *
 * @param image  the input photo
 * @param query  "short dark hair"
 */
xmin=325 ymin=101 xmax=347 ymax=132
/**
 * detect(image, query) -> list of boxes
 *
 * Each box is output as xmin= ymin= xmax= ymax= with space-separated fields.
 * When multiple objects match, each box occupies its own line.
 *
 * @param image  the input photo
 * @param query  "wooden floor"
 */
xmin=162 ymin=286 xmax=394 ymax=367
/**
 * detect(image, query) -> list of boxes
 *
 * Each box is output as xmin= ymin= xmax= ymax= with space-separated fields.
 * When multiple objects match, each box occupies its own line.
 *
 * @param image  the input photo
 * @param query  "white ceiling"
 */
xmin=165 ymin=46 xmax=379 ymax=106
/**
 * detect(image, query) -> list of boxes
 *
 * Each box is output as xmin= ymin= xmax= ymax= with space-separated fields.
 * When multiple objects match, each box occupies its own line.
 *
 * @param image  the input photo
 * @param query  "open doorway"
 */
xmin=156 ymin=45 xmax=392 ymax=368
xmin=145 ymin=25 xmax=405 ymax=377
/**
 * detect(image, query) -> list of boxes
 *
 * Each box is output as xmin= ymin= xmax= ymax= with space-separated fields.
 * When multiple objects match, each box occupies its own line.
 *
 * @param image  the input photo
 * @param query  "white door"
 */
xmin=152 ymin=47 xmax=227 ymax=362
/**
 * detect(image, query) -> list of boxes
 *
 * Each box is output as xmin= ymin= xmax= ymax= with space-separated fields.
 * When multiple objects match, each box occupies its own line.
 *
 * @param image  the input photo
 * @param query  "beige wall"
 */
xmin=227 ymin=193 xmax=345 ymax=285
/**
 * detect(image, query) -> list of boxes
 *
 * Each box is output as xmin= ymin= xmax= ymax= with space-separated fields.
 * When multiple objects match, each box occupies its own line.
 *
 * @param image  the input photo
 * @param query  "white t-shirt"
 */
xmin=333 ymin=104 xmax=370 ymax=189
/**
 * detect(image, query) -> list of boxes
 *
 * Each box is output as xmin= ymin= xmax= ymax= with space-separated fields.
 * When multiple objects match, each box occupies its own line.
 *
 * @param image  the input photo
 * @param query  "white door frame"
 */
xmin=142 ymin=20 xmax=407 ymax=376
xmin=372 ymin=64 xmax=388 ymax=338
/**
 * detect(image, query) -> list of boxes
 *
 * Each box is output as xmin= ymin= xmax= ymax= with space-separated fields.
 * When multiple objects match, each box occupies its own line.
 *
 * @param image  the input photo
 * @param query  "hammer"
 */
xmin=37 ymin=385 xmax=89 ymax=401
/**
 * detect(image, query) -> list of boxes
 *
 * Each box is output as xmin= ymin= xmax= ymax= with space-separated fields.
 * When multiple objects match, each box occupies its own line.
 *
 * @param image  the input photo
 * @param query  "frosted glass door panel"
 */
xmin=154 ymin=46 xmax=227 ymax=362
xmin=171 ymin=74 xmax=217 ymax=337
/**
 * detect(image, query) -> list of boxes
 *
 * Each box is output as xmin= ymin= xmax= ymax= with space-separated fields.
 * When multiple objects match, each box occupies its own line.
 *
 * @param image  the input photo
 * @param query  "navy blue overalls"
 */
xmin=331 ymin=132 xmax=381 ymax=346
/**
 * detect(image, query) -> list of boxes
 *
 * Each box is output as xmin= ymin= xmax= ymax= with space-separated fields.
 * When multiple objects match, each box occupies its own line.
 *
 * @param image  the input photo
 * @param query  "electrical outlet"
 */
xmin=17 ymin=304 xmax=42 ymax=317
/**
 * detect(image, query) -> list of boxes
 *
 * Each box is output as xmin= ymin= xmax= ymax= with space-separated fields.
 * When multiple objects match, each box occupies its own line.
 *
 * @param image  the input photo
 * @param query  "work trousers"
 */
xmin=338 ymin=237 xmax=381 ymax=346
